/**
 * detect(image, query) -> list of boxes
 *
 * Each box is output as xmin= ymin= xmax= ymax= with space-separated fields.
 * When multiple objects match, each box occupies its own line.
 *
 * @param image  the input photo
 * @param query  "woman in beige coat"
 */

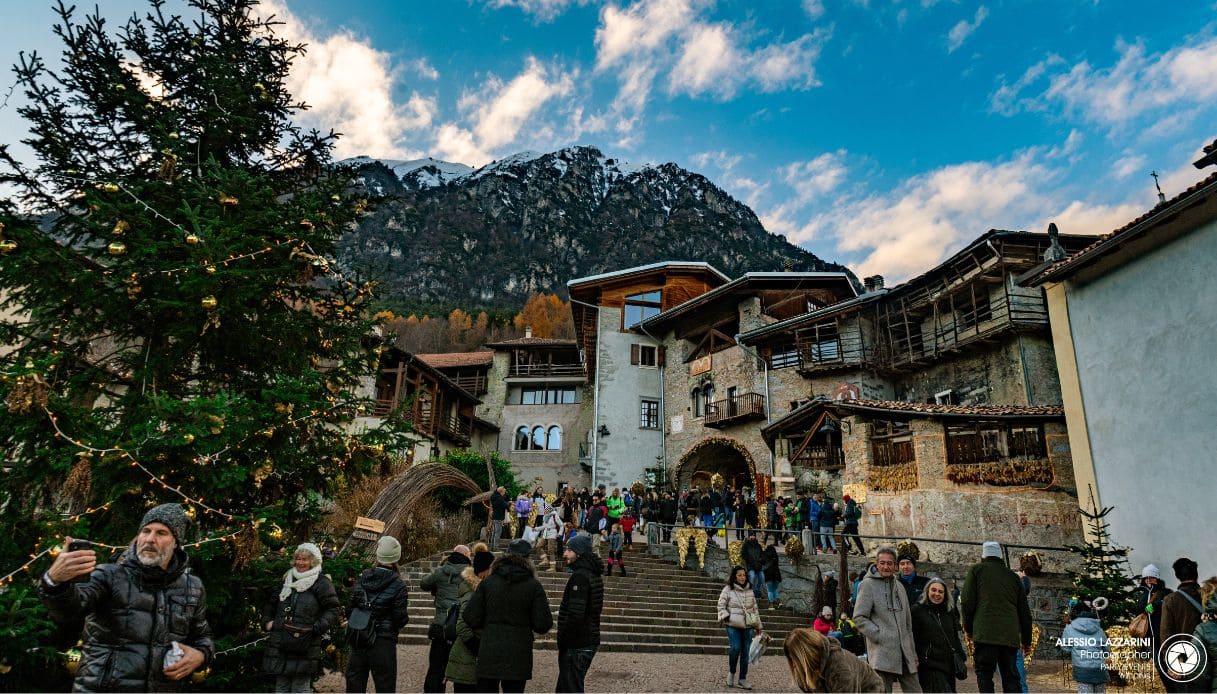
xmin=718 ymin=565 xmax=764 ymax=689
xmin=783 ymin=627 xmax=885 ymax=692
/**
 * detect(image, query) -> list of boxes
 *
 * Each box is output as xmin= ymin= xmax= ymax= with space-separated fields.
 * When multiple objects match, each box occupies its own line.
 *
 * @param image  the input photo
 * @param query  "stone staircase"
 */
xmin=397 ymin=546 xmax=811 ymax=654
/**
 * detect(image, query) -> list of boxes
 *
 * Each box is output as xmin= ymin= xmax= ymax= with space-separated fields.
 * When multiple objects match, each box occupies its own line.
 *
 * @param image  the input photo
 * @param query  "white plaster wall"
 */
xmin=595 ymin=306 xmax=663 ymax=490
xmin=1064 ymin=220 xmax=1217 ymax=577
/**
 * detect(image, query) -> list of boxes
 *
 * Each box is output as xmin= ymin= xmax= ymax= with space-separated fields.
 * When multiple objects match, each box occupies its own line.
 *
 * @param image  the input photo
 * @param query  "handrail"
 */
xmin=705 ymin=392 xmax=766 ymax=425
xmin=508 ymin=363 xmax=586 ymax=377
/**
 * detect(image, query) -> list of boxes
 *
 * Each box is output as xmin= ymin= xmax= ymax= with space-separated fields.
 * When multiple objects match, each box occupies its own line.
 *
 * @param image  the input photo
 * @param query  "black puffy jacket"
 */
xmin=556 ymin=553 xmax=604 ymax=650
xmin=761 ymin=546 xmax=782 ymax=583
xmin=911 ymin=601 xmax=965 ymax=676
xmin=742 ymin=539 xmax=763 ymax=572
xmin=261 ymin=574 xmax=340 ymax=676
xmin=349 ymin=566 xmax=410 ymax=639
xmin=464 ymin=553 xmax=553 ymax=681
xmin=39 ymin=546 xmax=214 ymax=692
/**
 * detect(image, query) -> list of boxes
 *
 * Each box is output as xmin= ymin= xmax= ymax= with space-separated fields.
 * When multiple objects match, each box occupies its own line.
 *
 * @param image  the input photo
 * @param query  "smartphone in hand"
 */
xmin=65 ymin=539 xmax=98 ymax=582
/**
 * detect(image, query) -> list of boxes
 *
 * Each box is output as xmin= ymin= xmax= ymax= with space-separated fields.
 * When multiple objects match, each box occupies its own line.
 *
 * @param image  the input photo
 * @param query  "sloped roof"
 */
xmin=834 ymin=399 xmax=1064 ymax=420
xmin=566 ymin=261 xmax=730 ymax=288
xmin=1023 ymin=170 xmax=1217 ymax=285
xmin=483 ymin=337 xmax=578 ymax=349
xmin=638 ymin=271 xmax=857 ymax=332
xmin=416 ymin=351 xmax=494 ymax=369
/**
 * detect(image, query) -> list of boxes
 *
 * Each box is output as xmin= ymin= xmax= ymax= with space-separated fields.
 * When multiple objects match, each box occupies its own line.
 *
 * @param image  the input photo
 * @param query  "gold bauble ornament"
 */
xmin=183 ymin=433 xmax=195 ymax=444
xmin=785 ymin=535 xmax=805 ymax=561
xmin=112 ymin=220 xmax=129 ymax=235
xmin=0 ymin=658 xmax=11 ymax=674
xmin=190 ymin=667 xmax=210 ymax=684
xmin=204 ymin=264 xmax=216 ymax=275
xmin=201 ymin=295 xmax=218 ymax=311
xmin=217 ymin=194 xmax=239 ymax=207
xmin=99 ymin=182 xmax=120 ymax=193
xmin=184 ymin=506 xmax=197 ymax=521
xmin=107 ymin=241 xmax=127 ymax=256
xmin=185 ymin=233 xmax=200 ymax=245
xmin=168 ymin=132 xmax=179 ymax=140
xmin=64 ymin=648 xmax=83 ymax=675
xmin=114 ymin=84 xmax=126 ymax=92
xmin=0 ymin=240 xmax=16 ymax=254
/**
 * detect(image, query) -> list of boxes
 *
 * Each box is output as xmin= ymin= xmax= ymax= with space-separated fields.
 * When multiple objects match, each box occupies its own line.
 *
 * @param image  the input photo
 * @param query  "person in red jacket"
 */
xmin=813 ymin=606 xmax=835 ymax=635
xmin=620 ymin=513 xmax=636 ymax=550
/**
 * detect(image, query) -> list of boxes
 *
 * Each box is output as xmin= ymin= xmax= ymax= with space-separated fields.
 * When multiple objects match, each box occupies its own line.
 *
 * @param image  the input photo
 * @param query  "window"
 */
xmin=946 ymin=422 xmax=1046 ymax=464
xmin=531 ymin=426 xmax=547 ymax=450
xmin=934 ymin=389 xmax=955 ymax=405
xmin=871 ymin=420 xmax=914 ymax=466
xmin=637 ymin=345 xmax=657 ymax=367
xmin=702 ymin=383 xmax=715 ymax=414
xmin=519 ymin=386 xmax=577 ymax=404
xmin=798 ymin=322 xmax=842 ymax=365
xmin=546 ymin=426 xmax=563 ymax=450
xmin=514 ymin=426 xmax=530 ymax=450
xmin=640 ymin=399 xmax=660 ymax=429
xmin=769 ymin=344 xmax=800 ymax=369
xmin=623 ymin=290 xmax=662 ymax=328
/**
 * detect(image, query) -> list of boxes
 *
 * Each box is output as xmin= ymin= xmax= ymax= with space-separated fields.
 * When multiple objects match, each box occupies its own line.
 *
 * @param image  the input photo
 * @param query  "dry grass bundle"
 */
xmin=320 ymin=475 xmax=387 ymax=540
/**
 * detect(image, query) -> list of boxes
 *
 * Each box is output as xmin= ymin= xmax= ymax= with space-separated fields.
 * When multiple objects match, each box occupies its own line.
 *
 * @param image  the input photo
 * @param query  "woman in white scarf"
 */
xmin=262 ymin=543 xmax=340 ymax=693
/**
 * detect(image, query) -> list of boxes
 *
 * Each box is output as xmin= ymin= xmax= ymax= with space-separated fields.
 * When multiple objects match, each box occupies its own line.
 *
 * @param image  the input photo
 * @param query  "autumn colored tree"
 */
xmin=513 ymin=293 xmax=574 ymax=338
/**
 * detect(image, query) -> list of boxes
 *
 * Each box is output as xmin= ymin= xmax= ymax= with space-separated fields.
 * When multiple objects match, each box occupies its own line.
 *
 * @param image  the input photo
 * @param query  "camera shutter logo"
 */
xmin=1157 ymin=634 xmax=1208 ymax=683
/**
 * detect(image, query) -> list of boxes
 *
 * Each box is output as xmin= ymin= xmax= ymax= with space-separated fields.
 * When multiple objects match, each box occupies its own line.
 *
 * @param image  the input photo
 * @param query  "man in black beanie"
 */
xmin=39 ymin=503 xmax=214 ymax=690
xmin=556 ymin=534 xmax=604 ymax=692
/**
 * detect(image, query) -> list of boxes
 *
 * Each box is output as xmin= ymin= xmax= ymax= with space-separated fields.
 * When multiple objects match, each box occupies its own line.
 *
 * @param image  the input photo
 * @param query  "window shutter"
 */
xmin=630 ymin=344 xmax=640 ymax=365
xmin=658 ymin=346 xmax=667 ymax=366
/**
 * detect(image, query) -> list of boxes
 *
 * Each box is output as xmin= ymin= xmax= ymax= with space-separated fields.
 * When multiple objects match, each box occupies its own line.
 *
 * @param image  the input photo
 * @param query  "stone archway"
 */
xmin=675 ymin=437 xmax=757 ymax=491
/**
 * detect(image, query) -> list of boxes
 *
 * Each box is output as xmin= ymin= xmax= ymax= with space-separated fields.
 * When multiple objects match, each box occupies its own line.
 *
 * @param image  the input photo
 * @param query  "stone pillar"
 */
xmin=1044 ymin=421 xmax=1075 ymax=490
xmin=912 ymin=419 xmax=947 ymax=491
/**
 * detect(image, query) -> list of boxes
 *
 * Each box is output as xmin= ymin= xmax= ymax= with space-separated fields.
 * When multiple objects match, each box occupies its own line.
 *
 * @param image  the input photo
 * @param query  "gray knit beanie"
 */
xmin=140 ymin=503 xmax=188 ymax=542
xmin=375 ymin=535 xmax=402 ymax=564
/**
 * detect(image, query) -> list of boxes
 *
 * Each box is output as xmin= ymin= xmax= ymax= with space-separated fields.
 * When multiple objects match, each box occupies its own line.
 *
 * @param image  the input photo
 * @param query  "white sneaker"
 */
xmin=738 ymin=678 xmax=752 ymax=690
xmin=727 ymin=674 xmax=736 ymax=688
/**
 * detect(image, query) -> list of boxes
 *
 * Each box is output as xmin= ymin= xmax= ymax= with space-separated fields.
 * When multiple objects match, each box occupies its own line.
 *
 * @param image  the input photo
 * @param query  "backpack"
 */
xmin=346 ymin=594 xmax=377 ymax=650
xmin=442 ymin=602 xmax=461 ymax=645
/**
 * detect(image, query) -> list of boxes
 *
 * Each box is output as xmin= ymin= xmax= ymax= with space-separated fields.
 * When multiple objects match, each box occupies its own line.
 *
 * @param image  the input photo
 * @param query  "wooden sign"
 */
xmin=842 ymin=484 xmax=866 ymax=504
xmin=689 ymin=354 xmax=711 ymax=376
xmin=351 ymin=529 xmax=381 ymax=542
xmin=354 ymin=516 xmax=386 ymax=533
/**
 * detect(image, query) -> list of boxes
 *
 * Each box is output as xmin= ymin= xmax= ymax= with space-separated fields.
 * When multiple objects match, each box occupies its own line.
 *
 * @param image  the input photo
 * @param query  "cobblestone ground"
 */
xmin=317 ymin=645 xmax=1077 ymax=692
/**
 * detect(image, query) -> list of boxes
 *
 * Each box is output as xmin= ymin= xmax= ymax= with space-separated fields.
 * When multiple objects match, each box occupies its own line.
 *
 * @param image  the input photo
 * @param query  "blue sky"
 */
xmin=3 ymin=1 xmax=1215 ymax=281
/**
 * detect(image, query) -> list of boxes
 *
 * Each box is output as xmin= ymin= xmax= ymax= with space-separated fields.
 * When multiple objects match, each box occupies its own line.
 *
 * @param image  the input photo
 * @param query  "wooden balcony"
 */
xmin=449 ymin=373 xmax=487 ymax=396
xmin=438 ymin=413 xmax=472 ymax=447
xmin=507 ymin=362 xmax=587 ymax=379
xmin=704 ymin=392 xmax=766 ymax=428
xmin=791 ymin=445 xmax=845 ymax=471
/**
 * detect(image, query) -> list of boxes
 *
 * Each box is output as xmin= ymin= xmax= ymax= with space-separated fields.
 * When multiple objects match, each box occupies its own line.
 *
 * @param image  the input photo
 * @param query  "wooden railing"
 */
xmin=449 ymin=373 xmax=487 ymax=396
xmin=508 ymin=363 xmax=586 ymax=378
xmin=704 ymin=392 xmax=766 ymax=427
xmin=791 ymin=445 xmax=845 ymax=470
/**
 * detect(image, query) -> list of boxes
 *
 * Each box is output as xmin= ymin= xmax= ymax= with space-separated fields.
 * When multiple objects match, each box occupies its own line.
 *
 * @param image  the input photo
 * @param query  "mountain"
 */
xmin=338 ymin=145 xmax=855 ymax=312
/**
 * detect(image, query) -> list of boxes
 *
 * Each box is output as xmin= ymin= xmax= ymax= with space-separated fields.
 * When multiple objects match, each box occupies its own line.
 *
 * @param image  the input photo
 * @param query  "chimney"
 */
xmin=1043 ymin=222 xmax=1068 ymax=263
xmin=525 ymin=325 xmax=533 ymax=339
xmin=863 ymin=275 xmax=885 ymax=293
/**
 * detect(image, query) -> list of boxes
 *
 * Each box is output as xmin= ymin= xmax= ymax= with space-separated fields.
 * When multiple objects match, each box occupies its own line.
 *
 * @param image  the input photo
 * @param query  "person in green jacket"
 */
xmin=961 ymin=541 xmax=1033 ymax=693
xmin=446 ymin=546 xmax=495 ymax=693
xmin=605 ymin=488 xmax=625 ymax=523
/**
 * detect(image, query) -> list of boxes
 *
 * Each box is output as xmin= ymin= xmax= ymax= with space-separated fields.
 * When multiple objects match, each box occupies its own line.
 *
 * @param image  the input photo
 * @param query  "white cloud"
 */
xmin=802 ymin=0 xmax=825 ymax=19
xmin=946 ymin=5 xmax=988 ymax=53
xmin=1048 ymin=199 xmax=1144 ymax=237
xmin=1112 ymin=152 xmax=1147 ymax=180
xmin=670 ymin=24 xmax=741 ymax=96
xmin=258 ymin=0 xmax=432 ymax=159
xmin=997 ymin=34 xmax=1217 ymax=132
xmin=432 ymin=58 xmax=577 ymax=165
xmin=483 ymin=0 xmax=590 ymax=22
xmin=594 ymin=0 xmax=827 ymax=133
xmin=409 ymin=58 xmax=439 ymax=81
xmin=781 ymin=151 xmax=848 ymax=202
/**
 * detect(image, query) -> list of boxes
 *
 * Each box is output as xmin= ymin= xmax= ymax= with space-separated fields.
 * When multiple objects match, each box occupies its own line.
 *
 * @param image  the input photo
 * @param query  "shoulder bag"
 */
xmin=934 ymin=612 xmax=968 ymax=680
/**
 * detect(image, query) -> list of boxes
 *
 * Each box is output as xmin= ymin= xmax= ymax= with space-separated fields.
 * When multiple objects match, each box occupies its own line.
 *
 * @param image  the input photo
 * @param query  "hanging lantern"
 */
xmin=107 ymin=241 xmax=127 ymax=256
xmin=200 ymin=295 xmax=217 ymax=311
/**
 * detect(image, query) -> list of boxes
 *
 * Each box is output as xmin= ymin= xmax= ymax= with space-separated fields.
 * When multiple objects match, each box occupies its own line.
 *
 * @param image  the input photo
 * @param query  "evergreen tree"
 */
xmin=0 ymin=0 xmax=410 ymax=688
xmin=1064 ymin=489 xmax=1139 ymax=629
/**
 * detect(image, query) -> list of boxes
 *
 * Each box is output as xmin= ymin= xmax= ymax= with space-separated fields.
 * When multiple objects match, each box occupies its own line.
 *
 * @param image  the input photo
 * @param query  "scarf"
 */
xmin=280 ymin=564 xmax=322 ymax=600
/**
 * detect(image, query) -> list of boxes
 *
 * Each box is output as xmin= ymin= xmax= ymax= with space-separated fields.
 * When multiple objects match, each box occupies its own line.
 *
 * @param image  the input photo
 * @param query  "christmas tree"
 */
xmin=0 ymin=0 xmax=411 ymax=688
xmin=1063 ymin=488 xmax=1139 ymax=629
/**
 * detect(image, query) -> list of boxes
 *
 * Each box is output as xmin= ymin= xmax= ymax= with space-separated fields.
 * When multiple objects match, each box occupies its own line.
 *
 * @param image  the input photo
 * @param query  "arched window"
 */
xmin=531 ymin=426 xmax=546 ymax=450
xmin=702 ymin=383 xmax=715 ymax=415
xmin=547 ymin=425 xmax=562 ymax=450
xmin=514 ymin=426 xmax=530 ymax=450
xmin=692 ymin=388 xmax=703 ymax=417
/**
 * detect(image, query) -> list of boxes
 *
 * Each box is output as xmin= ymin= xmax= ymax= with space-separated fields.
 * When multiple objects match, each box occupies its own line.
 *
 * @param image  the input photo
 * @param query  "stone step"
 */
xmin=397 ymin=632 xmax=786 ymax=655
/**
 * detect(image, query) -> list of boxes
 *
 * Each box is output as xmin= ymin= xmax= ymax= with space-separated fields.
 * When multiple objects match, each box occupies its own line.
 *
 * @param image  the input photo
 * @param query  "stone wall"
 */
xmin=842 ymin=416 xmax=1083 ymax=565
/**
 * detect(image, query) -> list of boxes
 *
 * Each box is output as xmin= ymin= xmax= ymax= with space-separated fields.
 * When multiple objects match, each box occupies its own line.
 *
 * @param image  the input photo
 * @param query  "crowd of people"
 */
xmin=36 ymin=498 xmax=1217 ymax=694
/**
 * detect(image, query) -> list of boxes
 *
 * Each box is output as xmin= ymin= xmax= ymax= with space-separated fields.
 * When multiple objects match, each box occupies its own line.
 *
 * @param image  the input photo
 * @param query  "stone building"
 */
xmin=738 ymin=230 xmax=1096 ymax=494
xmin=568 ymin=262 xmax=730 ymax=491
xmin=478 ymin=333 xmax=592 ymax=491
xmin=1021 ymin=151 xmax=1217 ymax=575
xmin=633 ymin=272 xmax=858 ymax=495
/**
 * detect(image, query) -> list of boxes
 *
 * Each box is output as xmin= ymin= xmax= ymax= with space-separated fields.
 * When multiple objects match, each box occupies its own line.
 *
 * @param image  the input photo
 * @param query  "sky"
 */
xmin=2 ymin=1 xmax=1215 ymax=282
